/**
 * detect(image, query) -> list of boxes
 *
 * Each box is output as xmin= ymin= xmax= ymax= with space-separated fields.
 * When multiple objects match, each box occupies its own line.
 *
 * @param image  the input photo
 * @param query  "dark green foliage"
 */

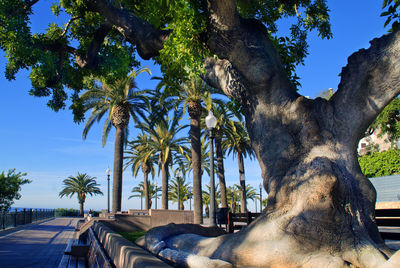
xmin=118 ymin=231 xmax=147 ymax=243
xmin=0 ymin=0 xmax=332 ymax=117
xmin=0 ymin=169 xmax=31 ymax=211
xmin=381 ymin=0 xmax=400 ymax=30
xmin=54 ymin=208 xmax=80 ymax=217
xmin=358 ymin=149 xmax=400 ymax=178
xmin=368 ymin=98 xmax=400 ymax=143
xmin=0 ymin=0 xmax=139 ymax=117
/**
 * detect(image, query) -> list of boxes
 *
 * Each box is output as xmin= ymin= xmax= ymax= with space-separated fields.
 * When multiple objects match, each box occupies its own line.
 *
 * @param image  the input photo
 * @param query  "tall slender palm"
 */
xmin=203 ymin=184 xmax=221 ymax=217
xmin=223 ymin=120 xmax=255 ymax=213
xmin=59 ymin=173 xmax=103 ymax=216
xmin=211 ymin=102 xmax=234 ymax=209
xmin=136 ymin=109 xmax=189 ymax=209
xmin=227 ymin=185 xmax=241 ymax=213
xmin=168 ymin=172 xmax=191 ymax=210
xmin=128 ymin=181 xmax=160 ymax=209
xmin=79 ymin=68 xmax=151 ymax=212
xmin=157 ymin=75 xmax=218 ymax=223
xmin=125 ymin=133 xmax=157 ymax=210
xmin=234 ymin=183 xmax=259 ymax=211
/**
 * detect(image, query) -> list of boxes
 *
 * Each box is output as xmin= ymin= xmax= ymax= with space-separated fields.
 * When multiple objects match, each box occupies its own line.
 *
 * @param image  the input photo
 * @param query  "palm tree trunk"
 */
xmin=238 ymin=152 xmax=247 ymax=213
xmin=161 ymin=161 xmax=169 ymax=209
xmin=112 ymin=126 xmax=124 ymax=213
xmin=144 ymin=172 xmax=149 ymax=210
xmin=190 ymin=116 xmax=203 ymax=224
xmin=215 ymin=131 xmax=228 ymax=208
xmin=80 ymin=201 xmax=84 ymax=217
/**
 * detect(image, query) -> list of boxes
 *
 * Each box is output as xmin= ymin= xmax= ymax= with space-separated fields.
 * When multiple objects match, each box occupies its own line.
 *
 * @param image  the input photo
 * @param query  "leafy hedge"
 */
xmin=54 ymin=208 xmax=80 ymax=217
xmin=358 ymin=149 xmax=400 ymax=178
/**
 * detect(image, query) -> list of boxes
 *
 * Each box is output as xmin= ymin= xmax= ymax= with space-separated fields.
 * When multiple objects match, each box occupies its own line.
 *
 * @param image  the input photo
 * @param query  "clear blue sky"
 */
xmin=0 ymin=1 xmax=388 ymax=212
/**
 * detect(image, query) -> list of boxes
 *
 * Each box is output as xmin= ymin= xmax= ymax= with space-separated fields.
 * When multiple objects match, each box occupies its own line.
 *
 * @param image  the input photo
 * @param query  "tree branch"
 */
xmin=86 ymin=0 xmax=170 ymax=60
xmin=203 ymin=0 xmax=296 ymax=99
xmin=77 ymin=21 xmax=113 ymax=68
xmin=203 ymin=57 xmax=248 ymax=101
xmin=59 ymin=17 xmax=81 ymax=39
xmin=24 ymin=0 xmax=39 ymax=9
xmin=331 ymin=29 xmax=400 ymax=144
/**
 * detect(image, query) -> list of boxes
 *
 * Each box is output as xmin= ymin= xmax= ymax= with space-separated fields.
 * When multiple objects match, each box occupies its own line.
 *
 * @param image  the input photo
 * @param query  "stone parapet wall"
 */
xmin=149 ymin=209 xmax=194 ymax=228
xmin=376 ymin=201 xmax=400 ymax=209
xmin=91 ymin=221 xmax=171 ymax=267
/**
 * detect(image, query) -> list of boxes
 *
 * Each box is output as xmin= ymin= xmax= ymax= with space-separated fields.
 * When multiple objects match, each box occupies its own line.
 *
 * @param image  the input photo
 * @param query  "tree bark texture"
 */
xmin=215 ymin=130 xmax=228 ymax=208
xmin=197 ymin=2 xmax=400 ymax=265
xmin=145 ymin=3 xmax=400 ymax=268
xmin=79 ymin=201 xmax=84 ymax=217
xmin=161 ymin=161 xmax=169 ymax=210
xmin=144 ymin=172 xmax=149 ymax=210
xmin=87 ymin=0 xmax=400 ymax=266
xmin=112 ymin=127 xmax=124 ymax=213
xmin=189 ymin=101 xmax=203 ymax=224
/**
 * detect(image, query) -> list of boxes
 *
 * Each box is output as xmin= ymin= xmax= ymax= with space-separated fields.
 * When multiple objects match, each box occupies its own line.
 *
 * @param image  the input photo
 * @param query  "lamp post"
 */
xmin=259 ymin=183 xmax=263 ymax=212
xmin=206 ymin=110 xmax=217 ymax=226
xmin=106 ymin=168 xmax=111 ymax=213
xmin=140 ymin=185 xmax=143 ymax=210
xmin=154 ymin=181 xmax=158 ymax=210
xmin=188 ymin=186 xmax=192 ymax=211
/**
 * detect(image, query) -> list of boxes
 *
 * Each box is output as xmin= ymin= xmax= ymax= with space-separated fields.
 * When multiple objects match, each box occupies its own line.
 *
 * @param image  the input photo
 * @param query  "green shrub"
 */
xmin=358 ymin=149 xmax=400 ymax=178
xmin=118 ymin=231 xmax=146 ymax=243
xmin=54 ymin=208 xmax=80 ymax=217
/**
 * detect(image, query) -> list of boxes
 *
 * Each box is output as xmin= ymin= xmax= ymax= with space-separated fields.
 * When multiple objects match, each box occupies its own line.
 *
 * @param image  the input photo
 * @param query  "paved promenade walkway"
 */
xmin=0 ymin=217 xmax=79 ymax=268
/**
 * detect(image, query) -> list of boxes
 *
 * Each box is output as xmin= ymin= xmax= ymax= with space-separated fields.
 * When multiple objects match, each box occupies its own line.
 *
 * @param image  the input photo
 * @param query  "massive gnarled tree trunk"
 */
xmin=89 ymin=0 xmax=400 ymax=266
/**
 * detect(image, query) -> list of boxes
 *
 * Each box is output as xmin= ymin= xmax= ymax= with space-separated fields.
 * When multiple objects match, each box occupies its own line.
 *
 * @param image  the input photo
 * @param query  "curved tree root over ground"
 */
xmin=144 ymin=221 xmax=400 ymax=268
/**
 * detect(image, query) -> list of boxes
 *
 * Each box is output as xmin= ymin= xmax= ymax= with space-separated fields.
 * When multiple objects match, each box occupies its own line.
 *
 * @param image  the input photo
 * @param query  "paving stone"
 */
xmin=0 ymin=217 xmax=79 ymax=268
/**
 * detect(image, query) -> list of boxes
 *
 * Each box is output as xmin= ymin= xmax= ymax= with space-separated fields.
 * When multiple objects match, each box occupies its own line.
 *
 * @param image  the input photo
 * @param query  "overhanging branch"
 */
xmin=86 ymin=0 xmax=170 ymax=60
xmin=331 ymin=28 xmax=400 ymax=143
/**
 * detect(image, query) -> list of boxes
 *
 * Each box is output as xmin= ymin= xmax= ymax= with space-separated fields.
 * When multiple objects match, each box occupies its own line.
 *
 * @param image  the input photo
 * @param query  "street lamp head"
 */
xmin=154 ymin=181 xmax=158 ymax=187
xmin=205 ymin=111 xmax=217 ymax=130
xmin=106 ymin=167 xmax=111 ymax=176
xmin=259 ymin=183 xmax=262 ymax=190
xmin=176 ymin=170 xmax=181 ymax=178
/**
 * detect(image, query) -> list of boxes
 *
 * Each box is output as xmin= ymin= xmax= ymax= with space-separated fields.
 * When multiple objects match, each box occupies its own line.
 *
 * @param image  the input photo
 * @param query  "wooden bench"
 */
xmin=376 ymin=208 xmax=400 ymax=240
xmin=86 ymin=226 xmax=113 ymax=267
xmin=59 ymin=227 xmax=113 ymax=268
xmin=227 ymin=212 xmax=261 ymax=233
xmin=58 ymin=238 xmax=88 ymax=268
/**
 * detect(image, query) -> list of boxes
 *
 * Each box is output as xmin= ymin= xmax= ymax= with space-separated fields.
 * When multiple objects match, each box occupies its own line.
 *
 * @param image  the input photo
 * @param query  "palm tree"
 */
xmin=211 ymin=102 xmax=234 ymax=209
xmin=227 ymin=185 xmax=241 ymax=213
xmin=223 ymin=120 xmax=255 ymax=212
xmin=136 ymin=109 xmax=189 ymax=209
xmin=128 ymin=181 xmax=160 ymax=209
xmin=125 ymin=133 xmax=157 ymax=210
xmin=59 ymin=173 xmax=103 ymax=216
xmin=157 ymin=75 xmax=218 ymax=224
xmin=79 ymin=68 xmax=151 ymax=212
xmin=234 ymin=184 xmax=259 ymax=212
xmin=203 ymin=184 xmax=221 ymax=217
xmin=168 ymin=172 xmax=191 ymax=210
